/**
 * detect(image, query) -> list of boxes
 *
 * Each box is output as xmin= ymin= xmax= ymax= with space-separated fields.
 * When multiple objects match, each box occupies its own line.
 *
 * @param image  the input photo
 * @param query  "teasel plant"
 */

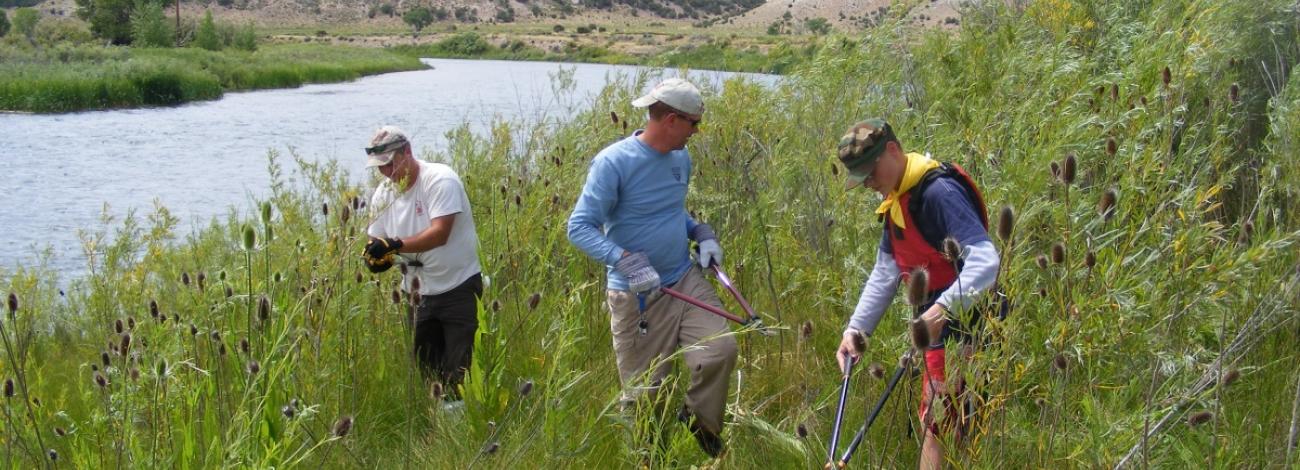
xmin=1 ymin=292 xmax=48 ymax=468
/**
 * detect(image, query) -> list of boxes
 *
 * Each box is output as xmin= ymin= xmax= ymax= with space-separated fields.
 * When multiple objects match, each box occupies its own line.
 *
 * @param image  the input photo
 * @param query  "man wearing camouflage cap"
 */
xmin=833 ymin=119 xmax=1001 ymax=469
xmin=361 ymin=125 xmax=483 ymax=401
xmin=567 ymin=78 xmax=735 ymax=458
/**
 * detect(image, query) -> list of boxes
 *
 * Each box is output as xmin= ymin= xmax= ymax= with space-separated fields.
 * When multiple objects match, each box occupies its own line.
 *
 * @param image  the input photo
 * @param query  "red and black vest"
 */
xmin=885 ymin=162 xmax=990 ymax=293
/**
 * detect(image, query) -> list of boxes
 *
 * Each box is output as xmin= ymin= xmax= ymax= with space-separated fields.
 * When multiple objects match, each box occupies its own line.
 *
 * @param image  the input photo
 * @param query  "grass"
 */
xmin=0 ymin=43 xmax=426 ymax=113
xmin=3 ymin=0 xmax=1300 ymax=467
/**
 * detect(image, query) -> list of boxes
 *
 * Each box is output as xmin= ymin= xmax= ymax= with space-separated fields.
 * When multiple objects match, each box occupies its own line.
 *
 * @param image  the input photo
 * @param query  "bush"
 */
xmin=430 ymin=32 xmax=489 ymax=56
xmin=0 ymin=10 xmax=10 ymax=38
xmin=195 ymin=10 xmax=220 ymax=50
xmin=553 ymin=24 xmax=564 ymax=33
xmin=12 ymin=7 xmax=40 ymax=42
xmin=804 ymin=17 xmax=830 ymax=35
xmin=35 ymin=17 xmax=95 ymax=45
xmin=403 ymin=6 xmax=433 ymax=34
xmin=232 ymin=21 xmax=255 ymax=51
xmin=130 ymin=0 xmax=172 ymax=47
xmin=378 ymin=3 xmax=393 ymax=17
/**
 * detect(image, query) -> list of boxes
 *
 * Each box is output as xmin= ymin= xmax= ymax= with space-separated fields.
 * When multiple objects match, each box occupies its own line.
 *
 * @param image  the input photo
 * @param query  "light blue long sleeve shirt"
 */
xmin=567 ymin=131 xmax=699 ymax=291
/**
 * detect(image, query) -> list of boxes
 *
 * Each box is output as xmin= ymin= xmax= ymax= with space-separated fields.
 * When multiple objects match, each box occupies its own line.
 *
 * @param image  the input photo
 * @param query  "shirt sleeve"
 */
xmin=936 ymin=240 xmax=1000 ymax=312
xmin=424 ymin=176 xmax=466 ymax=220
xmin=567 ymin=156 xmax=625 ymax=266
xmin=920 ymin=179 xmax=990 ymax=247
xmin=847 ymin=247 xmax=902 ymax=336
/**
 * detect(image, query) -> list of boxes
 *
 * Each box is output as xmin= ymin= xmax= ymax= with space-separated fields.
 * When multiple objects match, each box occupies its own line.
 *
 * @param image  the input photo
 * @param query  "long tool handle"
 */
xmin=826 ymin=357 xmax=857 ymax=468
xmin=837 ymin=354 xmax=910 ymax=466
xmin=659 ymin=286 xmax=746 ymax=324
xmin=711 ymin=265 xmax=758 ymax=321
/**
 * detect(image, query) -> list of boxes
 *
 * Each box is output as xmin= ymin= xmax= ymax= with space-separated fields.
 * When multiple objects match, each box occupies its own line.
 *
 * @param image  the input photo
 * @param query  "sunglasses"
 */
xmin=365 ymin=138 xmax=407 ymax=156
xmin=673 ymin=112 xmax=702 ymax=128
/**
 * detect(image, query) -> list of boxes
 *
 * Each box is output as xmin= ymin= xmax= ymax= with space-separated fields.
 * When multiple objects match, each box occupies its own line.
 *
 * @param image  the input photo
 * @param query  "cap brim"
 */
xmin=631 ymin=95 xmax=657 ymax=108
xmin=366 ymin=151 xmax=396 ymax=167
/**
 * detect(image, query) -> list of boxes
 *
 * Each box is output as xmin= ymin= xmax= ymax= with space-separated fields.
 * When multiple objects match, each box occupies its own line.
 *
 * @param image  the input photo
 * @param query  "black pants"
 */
xmin=407 ymin=273 xmax=482 ymax=394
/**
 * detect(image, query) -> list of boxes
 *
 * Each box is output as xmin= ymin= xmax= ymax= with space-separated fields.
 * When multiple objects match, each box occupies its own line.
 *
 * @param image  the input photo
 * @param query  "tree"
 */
xmin=12 ymin=8 xmax=39 ymax=43
xmin=403 ymin=6 xmax=433 ymax=36
xmin=805 ymin=17 xmax=831 ymax=35
xmin=0 ymin=10 xmax=10 ymax=38
xmin=195 ymin=10 xmax=221 ymax=50
xmin=232 ymin=21 xmax=255 ymax=51
xmin=131 ymin=0 xmax=172 ymax=47
xmin=75 ymin=0 xmax=136 ymax=44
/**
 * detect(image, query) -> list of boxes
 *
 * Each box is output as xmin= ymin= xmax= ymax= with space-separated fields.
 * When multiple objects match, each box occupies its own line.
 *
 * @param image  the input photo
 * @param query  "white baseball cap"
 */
xmin=631 ymin=78 xmax=704 ymax=115
xmin=365 ymin=125 xmax=409 ymax=167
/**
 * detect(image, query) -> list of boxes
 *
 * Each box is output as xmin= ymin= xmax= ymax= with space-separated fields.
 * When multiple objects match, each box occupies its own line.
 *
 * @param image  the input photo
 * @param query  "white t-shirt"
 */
xmin=367 ymin=160 xmax=481 ymax=295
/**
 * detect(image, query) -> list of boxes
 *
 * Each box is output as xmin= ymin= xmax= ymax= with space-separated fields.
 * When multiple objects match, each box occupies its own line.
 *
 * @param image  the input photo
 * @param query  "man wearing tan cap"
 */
xmin=833 ymin=119 xmax=1002 ymax=469
xmin=362 ymin=125 xmax=483 ymax=401
xmin=567 ymin=78 xmax=735 ymax=458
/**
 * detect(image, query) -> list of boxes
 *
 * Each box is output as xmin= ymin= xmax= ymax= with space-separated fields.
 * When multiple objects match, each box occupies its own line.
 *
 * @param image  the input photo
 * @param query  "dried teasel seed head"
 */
xmin=129 ymin=367 xmax=140 ymax=381
xmin=800 ymin=320 xmax=813 ymax=340
xmin=247 ymin=360 xmax=260 ymax=375
xmin=491 ymin=300 xmax=501 ymax=312
xmin=1062 ymin=153 xmax=1077 ymax=185
xmin=868 ymin=362 xmax=885 ymax=379
xmin=1110 ymin=83 xmax=1119 ymax=102
xmin=1049 ymin=161 xmax=1060 ymax=180
xmin=1052 ymin=353 xmax=1068 ymax=371
xmin=1187 ymin=411 xmax=1212 ymax=426
xmin=1221 ymin=368 xmax=1241 ymax=387
xmin=1036 ymin=254 xmax=1048 ymax=270
xmin=796 ymin=423 xmax=808 ymax=438
xmin=1229 ymin=83 xmax=1240 ymax=104
xmin=239 ymin=338 xmax=250 ymax=355
xmin=1051 ymin=243 xmax=1066 ymax=265
xmin=909 ymin=319 xmax=930 ymax=350
xmin=483 ymin=442 xmax=500 ymax=454
xmin=93 ymin=372 xmax=108 ymax=388
xmin=101 ymin=351 xmax=111 ymax=367
xmin=341 ymin=205 xmax=351 ymax=225
xmin=942 ymin=237 xmax=962 ymax=262
xmin=258 ymin=296 xmax=270 ymax=322
xmin=997 ymin=206 xmax=1015 ymax=242
xmin=1099 ymin=187 xmax=1118 ymax=220
xmin=5 ymin=378 xmax=17 ymax=397
xmin=156 ymin=359 xmax=167 ymax=377
xmin=54 ymin=427 xmax=66 ymax=437
xmin=7 ymin=292 xmax=16 ymax=314
xmin=610 ymin=110 xmax=619 ymax=124
xmin=127 ymin=317 xmax=135 ymax=330
xmin=282 ymin=404 xmax=296 ymax=419
xmin=431 ymin=382 xmax=444 ymax=400
xmin=321 ymin=202 xmax=329 ymax=216
xmin=1238 ymin=221 xmax=1254 ymax=245
xmin=391 ymin=290 xmax=401 ymax=304
xmin=182 ymin=271 xmax=191 ymax=286
xmin=115 ymin=319 xmax=124 ymax=334
xmin=527 ymin=292 xmax=541 ymax=311
xmin=119 ymin=333 xmax=132 ymax=355
xmin=225 ymin=286 xmax=234 ymax=298
xmin=150 ymin=299 xmax=159 ymax=318
xmin=1085 ymin=250 xmax=1097 ymax=269
xmin=1161 ymin=66 xmax=1171 ymax=86
xmin=333 ymin=416 xmax=354 ymax=437
xmin=189 ymin=324 xmax=198 ymax=336
xmin=48 ymin=449 xmax=57 ymax=462
xmin=519 ymin=380 xmax=534 ymax=397
xmin=907 ymin=268 xmax=930 ymax=309
xmin=1106 ymin=137 xmax=1117 ymax=156
xmin=850 ymin=331 xmax=867 ymax=352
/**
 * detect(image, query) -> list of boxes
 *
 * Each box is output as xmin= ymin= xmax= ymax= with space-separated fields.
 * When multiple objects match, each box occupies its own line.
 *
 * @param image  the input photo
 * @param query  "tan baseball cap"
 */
xmin=631 ymin=78 xmax=704 ymax=115
xmin=365 ymin=125 xmax=409 ymax=167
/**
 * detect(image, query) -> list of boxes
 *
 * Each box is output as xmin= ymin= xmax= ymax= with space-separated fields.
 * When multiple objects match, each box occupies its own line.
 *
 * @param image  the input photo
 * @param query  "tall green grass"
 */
xmin=2 ymin=0 xmax=1299 ymax=468
xmin=0 ymin=43 xmax=425 ymax=113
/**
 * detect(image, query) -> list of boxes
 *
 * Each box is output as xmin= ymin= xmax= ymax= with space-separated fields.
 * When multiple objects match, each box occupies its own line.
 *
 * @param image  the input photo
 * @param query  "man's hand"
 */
xmin=697 ymin=239 xmax=723 ymax=268
xmin=836 ymin=329 xmax=867 ymax=372
xmin=920 ymin=303 xmax=949 ymax=347
xmin=365 ymin=253 xmax=394 ymax=273
xmin=365 ymin=237 xmax=403 ymax=259
xmin=614 ymin=251 xmax=660 ymax=294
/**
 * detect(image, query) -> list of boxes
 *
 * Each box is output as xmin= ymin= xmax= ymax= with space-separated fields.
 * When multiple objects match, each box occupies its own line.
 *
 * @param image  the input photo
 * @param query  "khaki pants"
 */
xmin=607 ymin=266 xmax=738 ymax=434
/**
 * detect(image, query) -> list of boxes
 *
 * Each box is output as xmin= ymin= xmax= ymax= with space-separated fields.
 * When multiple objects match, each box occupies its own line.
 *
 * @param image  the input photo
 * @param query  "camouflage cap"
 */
xmin=837 ymin=119 xmax=895 ymax=189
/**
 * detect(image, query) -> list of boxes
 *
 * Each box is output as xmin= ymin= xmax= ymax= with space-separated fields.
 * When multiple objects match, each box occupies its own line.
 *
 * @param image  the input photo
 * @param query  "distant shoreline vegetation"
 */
xmin=389 ymin=32 xmax=816 ymax=76
xmin=0 ymin=44 xmax=427 ymax=113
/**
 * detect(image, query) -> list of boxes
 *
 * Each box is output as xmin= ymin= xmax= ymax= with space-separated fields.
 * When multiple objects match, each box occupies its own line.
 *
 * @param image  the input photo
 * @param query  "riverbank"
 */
xmin=0 ymin=43 xmax=426 ymax=112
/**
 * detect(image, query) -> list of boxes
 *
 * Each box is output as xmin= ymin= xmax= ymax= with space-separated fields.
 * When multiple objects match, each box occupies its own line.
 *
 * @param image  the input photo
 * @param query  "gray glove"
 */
xmin=615 ymin=251 xmax=660 ymax=294
xmin=689 ymin=223 xmax=717 ymax=243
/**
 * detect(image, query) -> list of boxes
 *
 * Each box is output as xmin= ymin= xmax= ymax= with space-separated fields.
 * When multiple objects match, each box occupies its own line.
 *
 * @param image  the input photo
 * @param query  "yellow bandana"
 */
xmin=875 ymin=152 xmax=941 ymax=229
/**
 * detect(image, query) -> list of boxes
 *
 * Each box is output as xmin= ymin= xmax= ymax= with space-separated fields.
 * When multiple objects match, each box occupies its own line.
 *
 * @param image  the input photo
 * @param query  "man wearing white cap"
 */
xmin=567 ymin=78 xmax=736 ymax=458
xmin=362 ymin=125 xmax=483 ymax=399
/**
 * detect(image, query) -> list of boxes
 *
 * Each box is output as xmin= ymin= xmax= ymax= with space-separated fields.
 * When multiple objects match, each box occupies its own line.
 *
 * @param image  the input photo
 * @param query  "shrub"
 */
xmin=195 ymin=10 xmax=220 ymax=50
xmin=12 ymin=7 xmax=40 ymax=42
xmin=232 ymin=21 xmax=255 ymax=51
xmin=0 ymin=10 xmax=10 ymax=38
xmin=403 ymin=6 xmax=433 ymax=34
xmin=130 ymin=0 xmax=172 ymax=47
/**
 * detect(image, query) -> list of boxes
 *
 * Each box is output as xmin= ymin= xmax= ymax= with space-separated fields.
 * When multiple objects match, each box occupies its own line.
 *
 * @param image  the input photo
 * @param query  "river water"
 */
xmin=0 ymin=58 xmax=775 ymax=278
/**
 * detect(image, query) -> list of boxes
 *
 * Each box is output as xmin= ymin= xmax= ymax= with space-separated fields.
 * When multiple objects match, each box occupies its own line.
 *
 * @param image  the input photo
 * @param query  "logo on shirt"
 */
xmin=672 ymin=167 xmax=682 ymax=182
xmin=416 ymin=201 xmax=425 ymax=217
